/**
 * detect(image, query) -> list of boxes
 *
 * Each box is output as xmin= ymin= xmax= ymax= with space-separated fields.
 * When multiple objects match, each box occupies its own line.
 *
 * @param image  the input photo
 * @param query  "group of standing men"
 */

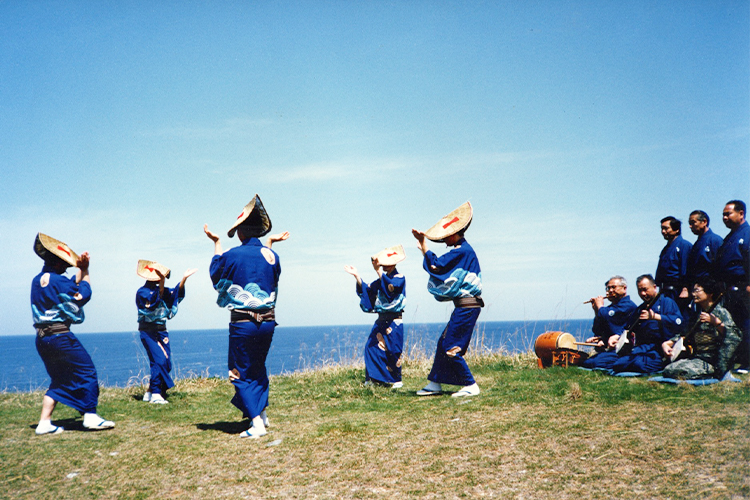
xmin=582 ymin=200 xmax=750 ymax=379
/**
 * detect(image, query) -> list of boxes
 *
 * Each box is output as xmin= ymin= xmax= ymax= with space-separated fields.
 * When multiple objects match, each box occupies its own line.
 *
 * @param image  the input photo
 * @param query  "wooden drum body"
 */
xmin=534 ymin=331 xmax=588 ymax=368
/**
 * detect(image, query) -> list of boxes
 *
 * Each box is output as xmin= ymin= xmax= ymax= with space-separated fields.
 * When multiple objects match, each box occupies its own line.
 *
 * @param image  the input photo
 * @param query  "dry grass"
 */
xmin=1 ymin=353 xmax=749 ymax=499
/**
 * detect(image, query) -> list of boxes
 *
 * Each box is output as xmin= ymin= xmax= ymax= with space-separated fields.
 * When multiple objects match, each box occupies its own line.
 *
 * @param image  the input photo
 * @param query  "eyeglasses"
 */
xmin=605 ymin=285 xmax=622 ymax=290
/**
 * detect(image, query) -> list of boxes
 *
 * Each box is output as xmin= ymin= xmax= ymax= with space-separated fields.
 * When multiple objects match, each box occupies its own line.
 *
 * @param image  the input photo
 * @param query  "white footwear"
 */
xmin=149 ymin=393 xmax=168 ymax=404
xmin=240 ymin=425 xmax=267 ymax=439
xmin=416 ymin=381 xmax=442 ymax=396
xmin=83 ymin=413 xmax=115 ymax=430
xmin=35 ymin=421 xmax=63 ymax=435
xmin=261 ymin=410 xmax=270 ymax=428
xmin=451 ymin=383 xmax=480 ymax=397
xmin=142 ymin=392 xmax=152 ymax=402
xmin=391 ymin=381 xmax=403 ymax=389
xmin=363 ymin=380 xmax=373 ymax=387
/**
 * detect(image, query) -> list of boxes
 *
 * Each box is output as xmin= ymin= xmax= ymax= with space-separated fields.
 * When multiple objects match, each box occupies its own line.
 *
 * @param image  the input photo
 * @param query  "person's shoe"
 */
xmin=735 ymin=367 xmax=749 ymax=375
xmin=35 ymin=421 xmax=63 ymax=435
xmin=363 ymin=380 xmax=373 ymax=387
xmin=240 ymin=425 xmax=267 ymax=439
xmin=451 ymin=383 xmax=480 ymax=397
xmin=391 ymin=381 xmax=403 ymax=389
xmin=149 ymin=393 xmax=168 ymax=404
xmin=83 ymin=413 xmax=115 ymax=430
xmin=416 ymin=381 xmax=442 ymax=396
xmin=142 ymin=391 xmax=152 ymax=402
xmin=260 ymin=410 xmax=270 ymax=428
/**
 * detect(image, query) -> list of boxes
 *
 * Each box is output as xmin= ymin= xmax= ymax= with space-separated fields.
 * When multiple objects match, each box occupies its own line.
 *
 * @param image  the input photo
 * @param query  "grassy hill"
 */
xmin=2 ymin=352 xmax=749 ymax=499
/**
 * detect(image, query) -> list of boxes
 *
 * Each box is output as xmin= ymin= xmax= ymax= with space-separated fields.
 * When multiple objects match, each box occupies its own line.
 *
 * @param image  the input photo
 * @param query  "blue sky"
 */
xmin=1 ymin=1 xmax=748 ymax=335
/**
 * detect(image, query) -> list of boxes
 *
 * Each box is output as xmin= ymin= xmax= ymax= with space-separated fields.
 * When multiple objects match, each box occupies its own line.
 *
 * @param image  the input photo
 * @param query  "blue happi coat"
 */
xmin=686 ymin=229 xmax=723 ymax=284
xmin=136 ymin=281 xmax=185 ymax=325
xmin=591 ymin=295 xmax=638 ymax=342
xmin=357 ymin=270 xmax=406 ymax=384
xmin=31 ymin=265 xmax=99 ymax=413
xmin=210 ymin=238 xmax=281 ymax=312
xmin=423 ymin=238 xmax=482 ymax=300
xmin=715 ymin=221 xmax=750 ymax=285
xmin=655 ymin=235 xmax=692 ymax=287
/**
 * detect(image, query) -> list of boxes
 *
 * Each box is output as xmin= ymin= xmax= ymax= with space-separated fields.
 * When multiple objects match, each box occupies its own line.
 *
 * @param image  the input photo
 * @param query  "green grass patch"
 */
xmin=2 ymin=353 xmax=749 ymax=499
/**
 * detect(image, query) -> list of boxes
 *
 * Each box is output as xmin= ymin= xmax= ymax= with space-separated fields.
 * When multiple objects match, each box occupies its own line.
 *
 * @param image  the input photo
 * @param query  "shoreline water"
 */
xmin=0 ymin=319 xmax=593 ymax=393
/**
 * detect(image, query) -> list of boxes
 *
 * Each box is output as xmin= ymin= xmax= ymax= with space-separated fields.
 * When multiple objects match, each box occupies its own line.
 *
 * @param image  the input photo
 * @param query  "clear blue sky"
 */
xmin=1 ymin=1 xmax=748 ymax=335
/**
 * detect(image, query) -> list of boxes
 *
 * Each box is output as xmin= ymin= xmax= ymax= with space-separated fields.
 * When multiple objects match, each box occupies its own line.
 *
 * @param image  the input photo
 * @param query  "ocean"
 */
xmin=0 ymin=319 xmax=591 ymax=392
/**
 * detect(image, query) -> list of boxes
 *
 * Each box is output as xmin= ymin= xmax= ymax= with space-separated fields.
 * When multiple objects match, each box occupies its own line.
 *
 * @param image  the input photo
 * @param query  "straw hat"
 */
xmin=137 ymin=260 xmax=171 ymax=281
xmin=227 ymin=194 xmax=272 ymax=238
xmin=423 ymin=201 xmax=473 ymax=242
xmin=34 ymin=233 xmax=80 ymax=267
xmin=372 ymin=245 xmax=406 ymax=266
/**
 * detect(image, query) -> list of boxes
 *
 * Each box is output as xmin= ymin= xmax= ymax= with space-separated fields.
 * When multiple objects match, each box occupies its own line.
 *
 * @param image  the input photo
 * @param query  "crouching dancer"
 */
xmin=136 ymin=260 xmax=197 ymax=404
xmin=31 ymin=233 xmax=114 ymax=435
xmin=204 ymin=194 xmax=289 ymax=439
xmin=344 ymin=245 xmax=406 ymax=388
xmin=412 ymin=201 xmax=484 ymax=397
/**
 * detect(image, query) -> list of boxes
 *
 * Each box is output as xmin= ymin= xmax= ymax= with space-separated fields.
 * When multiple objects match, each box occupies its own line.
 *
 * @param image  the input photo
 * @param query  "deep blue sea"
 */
xmin=0 ymin=319 xmax=591 ymax=392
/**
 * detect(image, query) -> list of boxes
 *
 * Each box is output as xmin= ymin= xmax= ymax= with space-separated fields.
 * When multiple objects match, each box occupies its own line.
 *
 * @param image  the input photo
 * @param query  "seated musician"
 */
xmin=662 ymin=278 xmax=742 ymax=379
xmin=610 ymin=274 xmax=683 ymax=374
xmin=580 ymin=276 xmax=637 ymax=370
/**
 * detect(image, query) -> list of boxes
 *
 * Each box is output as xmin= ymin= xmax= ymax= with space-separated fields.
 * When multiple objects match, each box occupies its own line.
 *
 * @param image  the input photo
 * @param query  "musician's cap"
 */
xmin=372 ymin=244 xmax=406 ymax=266
xmin=227 ymin=194 xmax=272 ymax=238
xmin=34 ymin=233 xmax=80 ymax=268
xmin=137 ymin=259 xmax=171 ymax=281
xmin=424 ymin=201 xmax=473 ymax=242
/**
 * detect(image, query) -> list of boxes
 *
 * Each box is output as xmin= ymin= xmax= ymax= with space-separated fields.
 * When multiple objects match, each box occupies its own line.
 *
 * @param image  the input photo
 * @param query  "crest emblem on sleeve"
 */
xmin=260 ymin=247 xmax=276 ymax=265
xmin=608 ymin=310 xmax=615 ymax=317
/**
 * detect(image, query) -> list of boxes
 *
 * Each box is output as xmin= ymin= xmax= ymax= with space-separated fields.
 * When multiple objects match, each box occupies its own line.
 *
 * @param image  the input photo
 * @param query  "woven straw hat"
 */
xmin=227 ymin=194 xmax=272 ymax=238
xmin=137 ymin=260 xmax=171 ymax=281
xmin=372 ymin=245 xmax=406 ymax=266
xmin=34 ymin=233 xmax=80 ymax=267
xmin=424 ymin=201 xmax=473 ymax=242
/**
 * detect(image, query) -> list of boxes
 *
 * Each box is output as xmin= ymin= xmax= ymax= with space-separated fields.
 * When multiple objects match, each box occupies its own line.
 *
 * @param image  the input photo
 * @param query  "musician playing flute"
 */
xmin=662 ymin=278 xmax=742 ymax=380
xmin=580 ymin=276 xmax=637 ymax=370
xmin=609 ymin=274 xmax=683 ymax=374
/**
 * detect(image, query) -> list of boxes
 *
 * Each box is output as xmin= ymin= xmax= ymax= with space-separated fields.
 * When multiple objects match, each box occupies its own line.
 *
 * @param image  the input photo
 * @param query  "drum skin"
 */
xmin=534 ymin=331 xmax=587 ymax=368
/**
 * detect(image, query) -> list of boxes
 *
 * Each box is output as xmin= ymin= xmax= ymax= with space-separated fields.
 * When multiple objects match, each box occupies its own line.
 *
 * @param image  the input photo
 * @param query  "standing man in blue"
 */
xmin=136 ymin=259 xmax=197 ymax=404
xmin=204 ymin=195 xmax=289 ymax=439
xmin=686 ymin=210 xmax=723 ymax=288
xmin=344 ymin=245 xmax=406 ymax=388
xmin=714 ymin=200 xmax=750 ymax=371
xmin=610 ymin=274 xmax=683 ymax=374
xmin=655 ymin=216 xmax=693 ymax=317
xmin=580 ymin=276 xmax=638 ymax=370
xmin=412 ymin=201 xmax=483 ymax=397
xmin=31 ymin=233 xmax=114 ymax=435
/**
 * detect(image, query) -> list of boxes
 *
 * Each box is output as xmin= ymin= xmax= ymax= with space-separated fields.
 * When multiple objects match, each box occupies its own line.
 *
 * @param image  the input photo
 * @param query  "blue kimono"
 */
xmin=422 ymin=238 xmax=483 ymax=386
xmin=580 ymin=295 xmax=638 ymax=370
xmin=210 ymin=237 xmax=281 ymax=420
xmin=31 ymin=264 xmax=99 ymax=413
xmin=612 ymin=295 xmax=683 ymax=374
xmin=356 ymin=270 xmax=406 ymax=384
xmin=714 ymin=221 xmax=750 ymax=367
xmin=136 ymin=281 xmax=185 ymax=395
xmin=686 ymin=229 xmax=723 ymax=285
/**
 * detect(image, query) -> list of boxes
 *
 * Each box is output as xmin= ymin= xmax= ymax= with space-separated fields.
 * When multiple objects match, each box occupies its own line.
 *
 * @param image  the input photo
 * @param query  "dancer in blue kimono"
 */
xmin=412 ymin=201 xmax=484 ymax=397
xmin=610 ymin=274 xmax=684 ymax=374
xmin=344 ymin=245 xmax=406 ymax=388
xmin=31 ymin=233 xmax=114 ymax=435
xmin=580 ymin=276 xmax=638 ymax=370
xmin=204 ymin=194 xmax=289 ymax=439
xmin=136 ymin=260 xmax=196 ymax=404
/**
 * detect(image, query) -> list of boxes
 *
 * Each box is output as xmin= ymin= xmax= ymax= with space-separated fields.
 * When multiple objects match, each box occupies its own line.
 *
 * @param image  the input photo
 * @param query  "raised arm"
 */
xmin=411 ymin=228 xmax=428 ymax=256
xmin=204 ymin=224 xmax=222 ymax=256
xmin=75 ymin=252 xmax=91 ymax=284
xmin=344 ymin=265 xmax=363 ymax=287
xmin=265 ymin=231 xmax=290 ymax=249
xmin=179 ymin=268 xmax=198 ymax=291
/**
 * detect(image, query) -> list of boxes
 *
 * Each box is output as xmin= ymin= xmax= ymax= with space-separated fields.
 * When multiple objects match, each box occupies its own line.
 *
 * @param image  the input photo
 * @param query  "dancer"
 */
xmin=204 ymin=194 xmax=289 ymax=439
xmin=344 ymin=245 xmax=406 ymax=388
xmin=136 ymin=260 xmax=196 ymax=404
xmin=412 ymin=201 xmax=484 ymax=397
xmin=31 ymin=233 xmax=114 ymax=435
